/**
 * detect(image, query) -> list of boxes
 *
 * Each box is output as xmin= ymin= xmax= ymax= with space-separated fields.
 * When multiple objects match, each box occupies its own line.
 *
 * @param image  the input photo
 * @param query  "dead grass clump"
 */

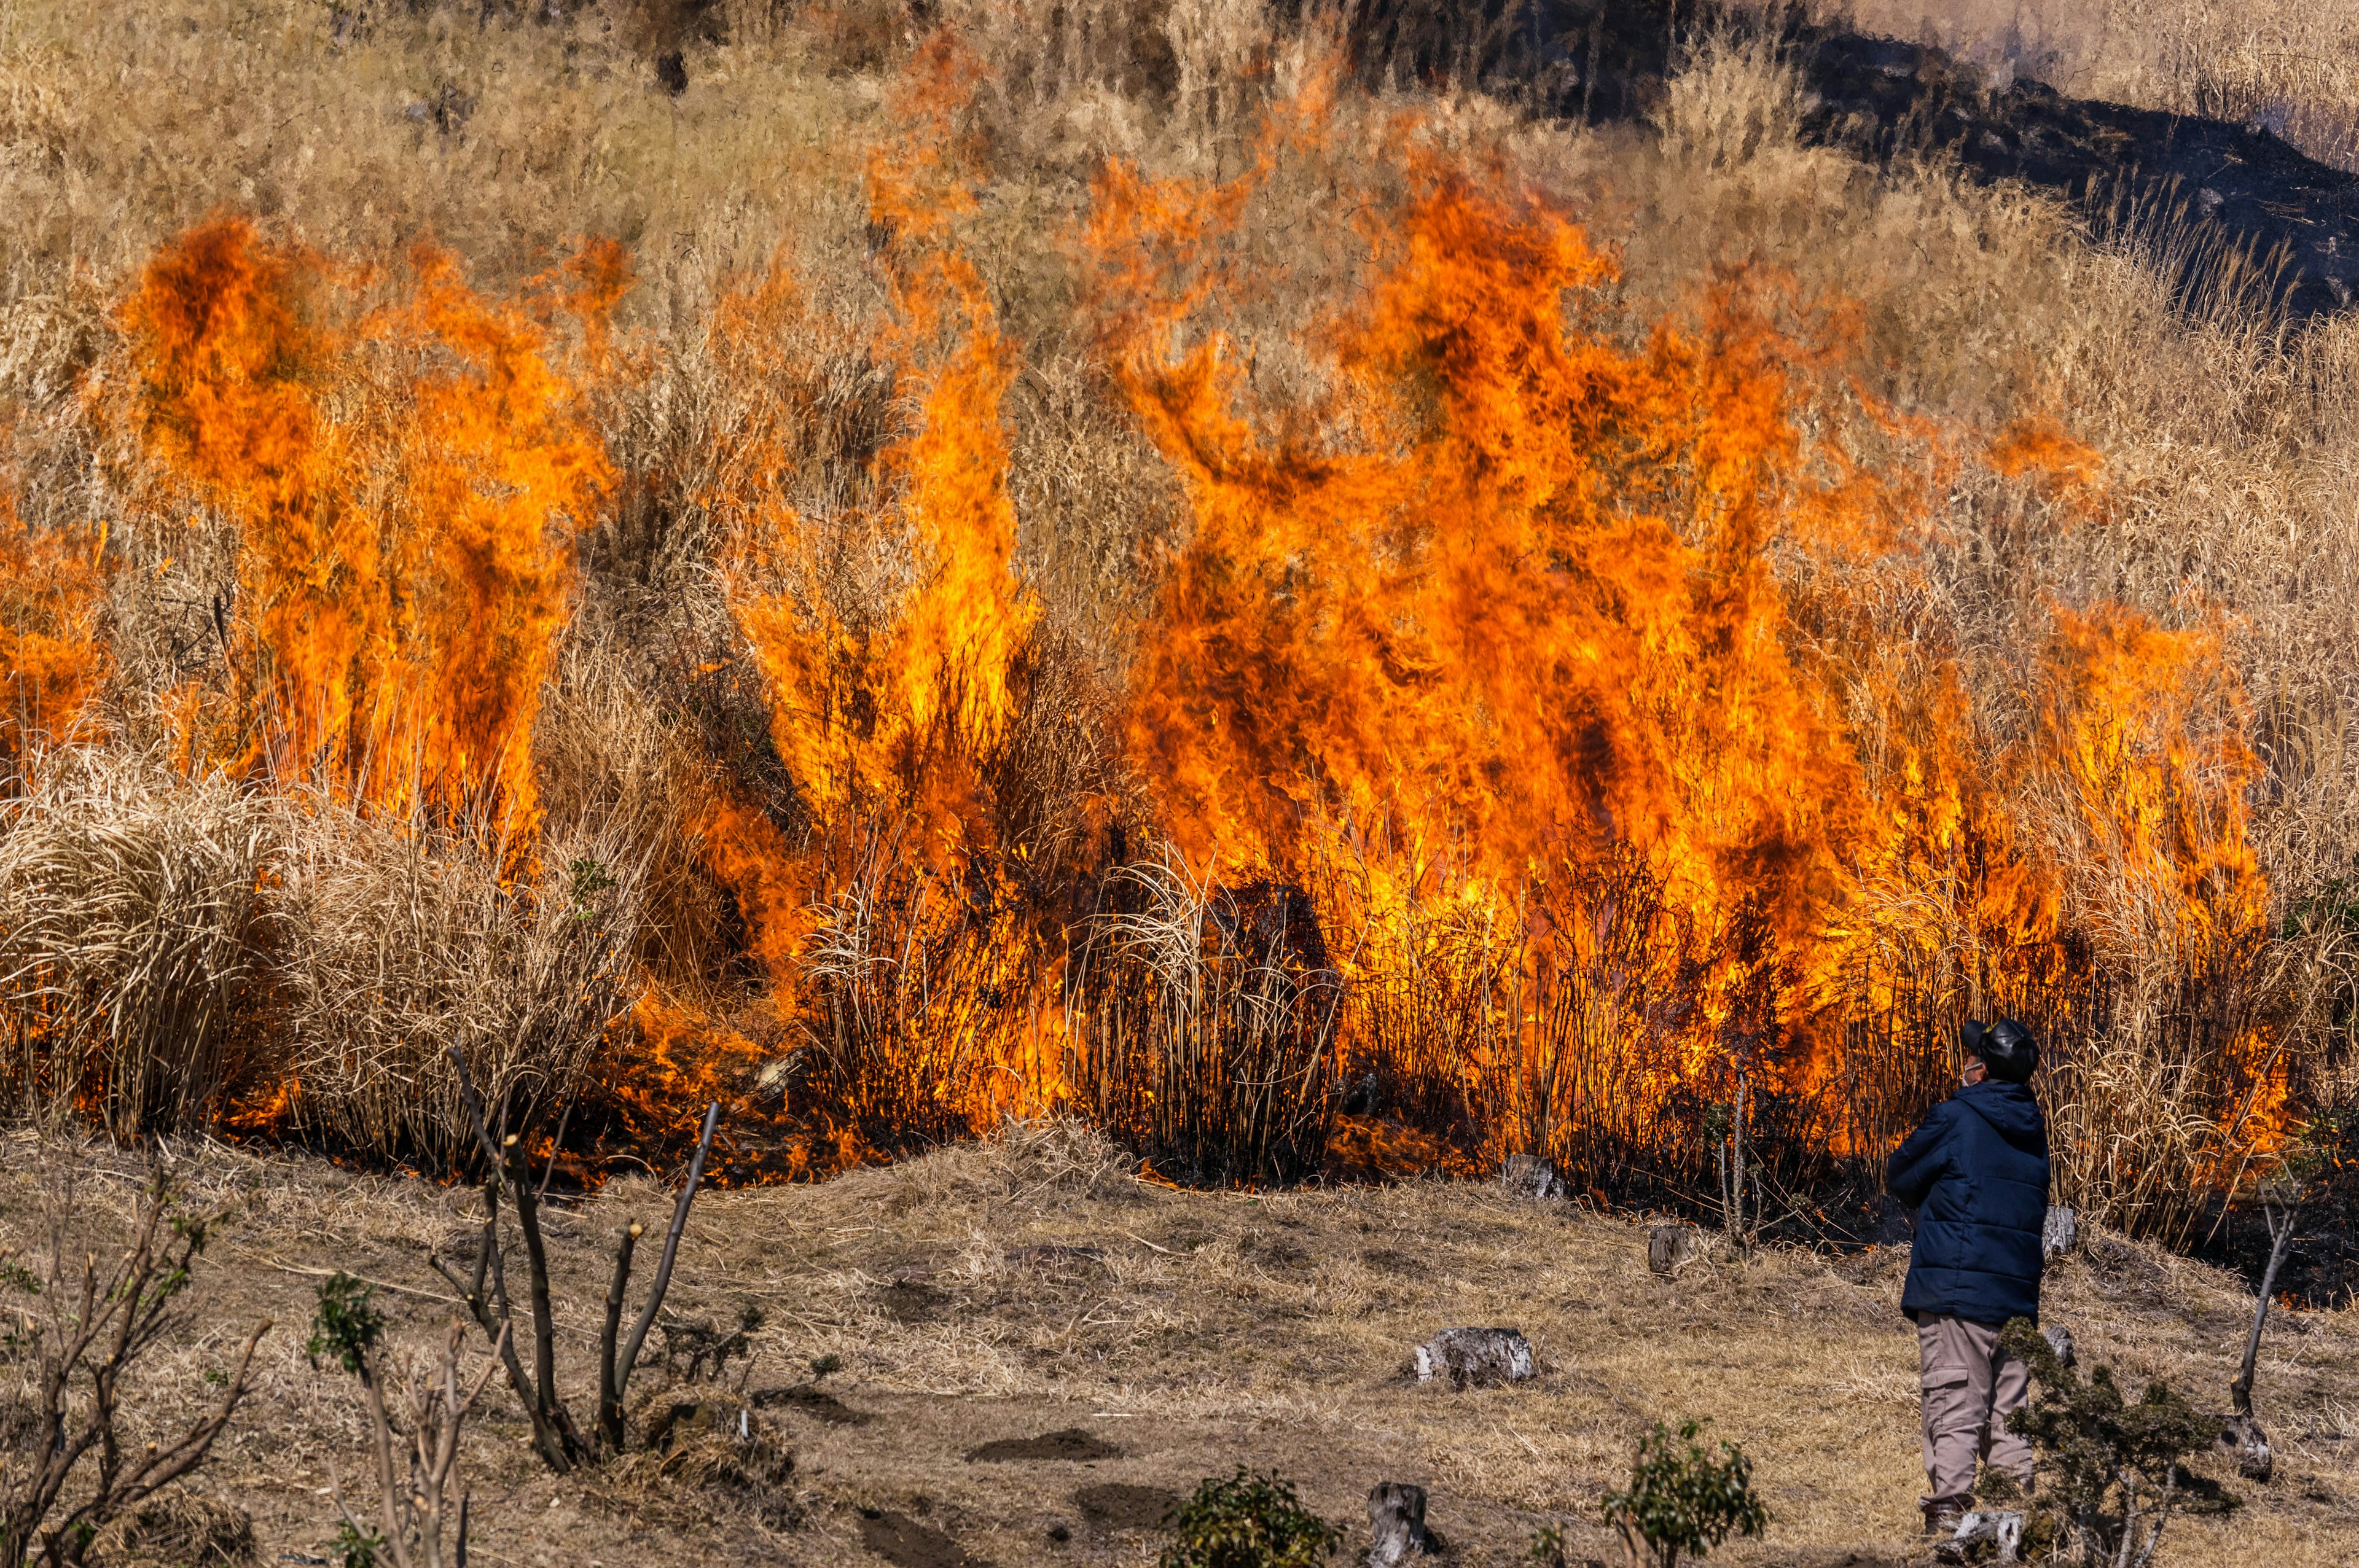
xmin=603 ymin=1401 xmax=799 ymax=1529
xmin=0 ymin=749 xmax=275 ymax=1137
xmin=858 ymin=1116 xmax=1137 ymax=1213
xmin=92 ymin=1491 xmax=257 ymax=1566
xmin=531 ymin=631 xmax=734 ymax=993
xmin=788 ymin=0 xmax=913 ymax=77
xmin=271 ymin=797 xmax=646 ymax=1164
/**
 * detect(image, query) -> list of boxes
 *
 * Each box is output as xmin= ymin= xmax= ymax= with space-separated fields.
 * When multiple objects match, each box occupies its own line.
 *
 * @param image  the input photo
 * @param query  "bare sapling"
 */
xmin=1712 ymin=1072 xmax=1756 ymax=1254
xmin=428 ymin=1045 xmax=722 ymax=1469
xmin=0 ymin=1166 xmax=270 ymax=1568
xmin=2220 ymin=1173 xmax=2305 ymax=1483
xmin=308 ymin=1275 xmax=507 ymax=1568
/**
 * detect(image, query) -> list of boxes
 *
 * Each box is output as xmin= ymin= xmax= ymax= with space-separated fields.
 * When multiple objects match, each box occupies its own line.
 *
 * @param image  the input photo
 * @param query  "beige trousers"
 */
xmin=1916 ymin=1313 xmax=2033 ymax=1511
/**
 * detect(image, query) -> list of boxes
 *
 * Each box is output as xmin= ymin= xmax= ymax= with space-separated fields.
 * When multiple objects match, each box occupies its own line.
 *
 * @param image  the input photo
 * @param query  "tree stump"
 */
xmin=2041 ymin=1206 xmax=2076 ymax=1261
xmin=2217 ymin=1413 xmax=2273 ymax=1482
xmin=1648 ymin=1225 xmax=1702 ymax=1275
xmin=1500 ymin=1155 xmax=1567 ymax=1203
xmin=1412 ymin=1327 xmax=1535 ymax=1388
xmin=1366 ymin=1481 xmax=1438 ymax=1566
xmin=2040 ymin=1325 xmax=2075 ymax=1368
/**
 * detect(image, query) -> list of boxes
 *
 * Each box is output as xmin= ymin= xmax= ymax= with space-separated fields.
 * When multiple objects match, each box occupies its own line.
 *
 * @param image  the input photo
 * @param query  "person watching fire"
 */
xmin=1884 ymin=1018 xmax=2049 ymax=1537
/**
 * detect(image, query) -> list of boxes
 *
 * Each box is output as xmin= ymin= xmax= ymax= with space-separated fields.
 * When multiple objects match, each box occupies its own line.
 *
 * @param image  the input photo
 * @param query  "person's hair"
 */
xmin=1962 ymin=1017 xmax=2040 ymax=1083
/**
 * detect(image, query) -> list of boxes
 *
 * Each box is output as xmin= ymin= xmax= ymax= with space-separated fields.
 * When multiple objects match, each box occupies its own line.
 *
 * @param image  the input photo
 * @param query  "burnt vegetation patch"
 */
xmin=1353 ymin=0 xmax=2359 ymax=317
xmin=965 ymin=1428 xmax=1126 ymax=1463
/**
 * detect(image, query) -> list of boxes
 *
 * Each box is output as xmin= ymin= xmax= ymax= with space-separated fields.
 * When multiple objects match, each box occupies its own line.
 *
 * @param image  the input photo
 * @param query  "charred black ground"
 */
xmin=1349 ymin=0 xmax=2359 ymax=316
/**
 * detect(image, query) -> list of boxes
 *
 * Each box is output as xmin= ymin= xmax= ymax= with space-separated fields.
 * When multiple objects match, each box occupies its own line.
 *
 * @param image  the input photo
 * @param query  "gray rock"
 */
xmin=1413 ymin=1327 xmax=1534 ymax=1389
xmin=1648 ymin=1224 xmax=1703 ymax=1275
xmin=1936 ymin=1510 xmax=2024 ymax=1565
xmin=2041 ymin=1324 xmax=2075 ymax=1367
xmin=2041 ymin=1206 xmax=2076 ymax=1260
xmin=2217 ymin=1412 xmax=2273 ymax=1483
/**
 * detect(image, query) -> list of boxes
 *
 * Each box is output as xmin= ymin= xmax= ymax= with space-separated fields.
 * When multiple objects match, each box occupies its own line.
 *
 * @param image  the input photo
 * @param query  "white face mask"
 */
xmin=1960 ymin=1059 xmax=1987 ymax=1088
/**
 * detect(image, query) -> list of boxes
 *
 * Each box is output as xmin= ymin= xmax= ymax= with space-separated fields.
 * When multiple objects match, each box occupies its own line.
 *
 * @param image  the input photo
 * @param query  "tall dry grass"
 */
xmin=0 ymin=744 xmax=646 ymax=1164
xmin=1069 ymin=852 xmax=1345 ymax=1185
xmin=270 ymin=796 xmax=646 ymax=1166
xmin=0 ymin=0 xmax=2350 ymax=1227
xmin=0 ymin=749 xmax=272 ymax=1136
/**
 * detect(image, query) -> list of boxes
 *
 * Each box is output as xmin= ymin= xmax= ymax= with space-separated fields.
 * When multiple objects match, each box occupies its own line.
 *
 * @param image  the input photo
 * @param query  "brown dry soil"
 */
xmin=4 ymin=1122 xmax=2355 ymax=1567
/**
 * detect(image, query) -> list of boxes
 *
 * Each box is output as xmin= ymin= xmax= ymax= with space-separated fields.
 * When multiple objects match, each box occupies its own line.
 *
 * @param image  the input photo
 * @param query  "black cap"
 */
xmin=1965 ymin=1017 xmax=2039 ymax=1083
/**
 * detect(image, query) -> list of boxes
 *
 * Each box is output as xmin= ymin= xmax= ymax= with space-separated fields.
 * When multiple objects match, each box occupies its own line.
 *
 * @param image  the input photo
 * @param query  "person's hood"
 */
xmin=1955 ymin=1079 xmax=2046 ymax=1150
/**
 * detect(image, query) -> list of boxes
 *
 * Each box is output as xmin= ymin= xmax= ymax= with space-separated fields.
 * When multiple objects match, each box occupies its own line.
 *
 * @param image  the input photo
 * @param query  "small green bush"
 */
xmin=1601 ymin=1419 xmax=1769 ymax=1568
xmin=331 ymin=1519 xmax=383 ymax=1568
xmin=305 ymin=1272 xmax=385 ymax=1376
xmin=1997 ymin=1319 xmax=2235 ymax=1566
xmin=1159 ymin=1469 xmax=1342 ymax=1568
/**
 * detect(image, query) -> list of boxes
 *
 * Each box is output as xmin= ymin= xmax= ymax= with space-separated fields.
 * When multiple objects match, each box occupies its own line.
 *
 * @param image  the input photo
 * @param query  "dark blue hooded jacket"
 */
xmin=1885 ymin=1080 xmax=2049 ymax=1327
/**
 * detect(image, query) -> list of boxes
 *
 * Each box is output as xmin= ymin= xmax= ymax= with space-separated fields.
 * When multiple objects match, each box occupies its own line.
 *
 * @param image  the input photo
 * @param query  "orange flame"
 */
xmin=26 ymin=50 xmax=2286 ymax=1211
xmin=115 ymin=218 xmax=608 ymax=822
xmin=700 ymin=33 xmax=1036 ymax=958
xmin=0 ymin=494 xmax=109 ymax=781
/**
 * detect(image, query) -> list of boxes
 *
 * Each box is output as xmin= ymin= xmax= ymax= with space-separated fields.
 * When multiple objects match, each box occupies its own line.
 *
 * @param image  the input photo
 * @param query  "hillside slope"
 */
xmin=4 ymin=1127 xmax=2351 ymax=1566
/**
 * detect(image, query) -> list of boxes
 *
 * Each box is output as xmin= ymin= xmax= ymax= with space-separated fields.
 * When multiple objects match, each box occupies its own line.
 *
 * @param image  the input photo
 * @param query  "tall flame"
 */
xmin=706 ymin=33 xmax=1036 ymax=964
xmin=115 ymin=218 xmax=608 ymax=822
xmin=1089 ymin=146 xmax=1904 ymax=1056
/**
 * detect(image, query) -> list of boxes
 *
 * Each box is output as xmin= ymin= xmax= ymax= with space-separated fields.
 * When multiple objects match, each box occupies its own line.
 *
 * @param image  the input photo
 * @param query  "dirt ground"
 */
xmin=2 ymin=1121 xmax=2353 ymax=1567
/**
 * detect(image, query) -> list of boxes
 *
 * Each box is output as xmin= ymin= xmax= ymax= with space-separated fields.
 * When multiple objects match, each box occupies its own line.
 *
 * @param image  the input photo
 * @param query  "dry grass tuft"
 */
xmin=92 ymin=1490 xmax=257 ymax=1566
xmin=272 ymin=795 xmax=647 ymax=1165
xmin=0 ymin=750 xmax=273 ymax=1136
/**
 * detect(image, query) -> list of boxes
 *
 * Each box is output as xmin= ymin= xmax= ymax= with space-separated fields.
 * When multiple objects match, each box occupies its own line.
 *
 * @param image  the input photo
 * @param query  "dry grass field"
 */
xmin=2 ymin=0 xmax=2353 ymax=1209
xmin=6 ymin=2 xmax=2359 ymax=1560
xmin=2 ymin=1122 xmax=2353 ymax=1566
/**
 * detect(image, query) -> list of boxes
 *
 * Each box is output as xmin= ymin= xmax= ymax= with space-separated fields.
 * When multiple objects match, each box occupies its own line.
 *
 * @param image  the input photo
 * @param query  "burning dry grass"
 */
xmin=0 ymin=0 xmax=2353 ymax=1246
xmin=2 ymin=1125 xmax=2353 ymax=1564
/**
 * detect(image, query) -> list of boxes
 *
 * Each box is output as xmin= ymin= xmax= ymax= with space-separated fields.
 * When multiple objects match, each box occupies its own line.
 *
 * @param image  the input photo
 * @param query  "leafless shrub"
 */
xmin=0 ymin=1165 xmax=269 ymax=1568
xmin=426 ymin=1074 xmax=721 ymax=1473
xmin=310 ymin=1285 xmax=504 ymax=1568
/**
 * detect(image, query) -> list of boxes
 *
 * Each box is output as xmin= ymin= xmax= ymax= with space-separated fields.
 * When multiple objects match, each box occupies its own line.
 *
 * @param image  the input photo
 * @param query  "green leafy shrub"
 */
xmin=1601 ymin=1419 xmax=1769 ymax=1568
xmin=332 ymin=1519 xmax=385 ymax=1568
xmin=1159 ymin=1469 xmax=1342 ymax=1568
xmin=305 ymin=1272 xmax=385 ymax=1375
xmin=1997 ymin=1320 xmax=2235 ymax=1566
